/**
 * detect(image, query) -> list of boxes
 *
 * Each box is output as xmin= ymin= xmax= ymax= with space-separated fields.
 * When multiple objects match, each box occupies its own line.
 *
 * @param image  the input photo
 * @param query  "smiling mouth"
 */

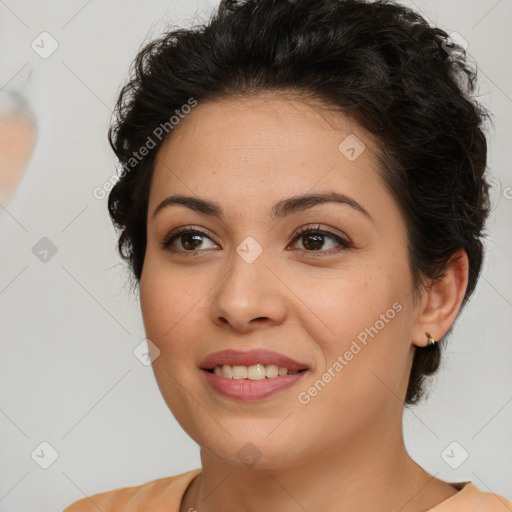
xmin=205 ymin=364 xmax=307 ymax=379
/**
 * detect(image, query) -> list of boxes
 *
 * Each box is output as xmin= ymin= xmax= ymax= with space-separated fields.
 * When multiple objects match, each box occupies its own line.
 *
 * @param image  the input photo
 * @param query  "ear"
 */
xmin=412 ymin=249 xmax=469 ymax=347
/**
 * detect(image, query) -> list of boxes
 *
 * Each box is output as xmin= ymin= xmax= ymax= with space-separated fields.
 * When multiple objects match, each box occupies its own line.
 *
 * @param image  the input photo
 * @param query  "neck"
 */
xmin=180 ymin=416 xmax=456 ymax=512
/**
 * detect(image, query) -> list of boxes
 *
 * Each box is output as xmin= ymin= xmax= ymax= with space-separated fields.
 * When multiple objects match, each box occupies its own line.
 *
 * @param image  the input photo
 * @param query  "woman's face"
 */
xmin=140 ymin=95 xmax=422 ymax=469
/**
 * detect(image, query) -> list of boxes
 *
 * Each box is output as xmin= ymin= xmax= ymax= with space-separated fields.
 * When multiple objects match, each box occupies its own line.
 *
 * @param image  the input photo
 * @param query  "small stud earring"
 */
xmin=425 ymin=331 xmax=437 ymax=345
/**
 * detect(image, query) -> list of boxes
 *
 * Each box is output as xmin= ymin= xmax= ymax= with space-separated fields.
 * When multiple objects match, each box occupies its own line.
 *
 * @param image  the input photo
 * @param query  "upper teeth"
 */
xmin=212 ymin=364 xmax=299 ymax=380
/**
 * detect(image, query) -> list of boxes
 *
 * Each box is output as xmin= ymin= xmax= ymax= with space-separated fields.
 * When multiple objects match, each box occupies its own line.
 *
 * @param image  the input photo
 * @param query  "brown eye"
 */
xmin=301 ymin=233 xmax=324 ymax=251
xmin=178 ymin=233 xmax=205 ymax=250
xmin=289 ymin=225 xmax=352 ymax=256
xmin=160 ymin=224 xmax=352 ymax=257
xmin=161 ymin=227 xmax=218 ymax=253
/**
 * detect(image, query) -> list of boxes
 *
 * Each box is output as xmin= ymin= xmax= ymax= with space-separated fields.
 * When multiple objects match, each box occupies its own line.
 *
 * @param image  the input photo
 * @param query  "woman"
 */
xmin=64 ymin=0 xmax=512 ymax=510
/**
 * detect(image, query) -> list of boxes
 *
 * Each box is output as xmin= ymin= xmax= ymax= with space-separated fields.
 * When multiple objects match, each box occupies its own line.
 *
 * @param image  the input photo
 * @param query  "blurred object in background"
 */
xmin=0 ymin=87 xmax=37 ymax=205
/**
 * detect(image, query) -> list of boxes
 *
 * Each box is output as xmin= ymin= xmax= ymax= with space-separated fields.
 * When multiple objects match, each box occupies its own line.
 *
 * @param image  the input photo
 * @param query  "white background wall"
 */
xmin=0 ymin=1 xmax=511 ymax=510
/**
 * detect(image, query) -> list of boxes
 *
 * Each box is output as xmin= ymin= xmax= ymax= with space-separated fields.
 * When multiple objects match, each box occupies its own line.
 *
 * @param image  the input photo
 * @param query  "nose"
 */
xmin=210 ymin=252 xmax=287 ymax=334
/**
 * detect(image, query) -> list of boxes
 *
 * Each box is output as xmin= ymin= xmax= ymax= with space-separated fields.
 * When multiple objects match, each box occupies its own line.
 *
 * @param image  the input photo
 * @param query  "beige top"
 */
xmin=63 ymin=468 xmax=512 ymax=511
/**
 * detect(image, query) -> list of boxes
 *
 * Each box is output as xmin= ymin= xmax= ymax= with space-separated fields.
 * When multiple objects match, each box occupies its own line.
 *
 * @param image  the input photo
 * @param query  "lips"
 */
xmin=199 ymin=349 xmax=309 ymax=372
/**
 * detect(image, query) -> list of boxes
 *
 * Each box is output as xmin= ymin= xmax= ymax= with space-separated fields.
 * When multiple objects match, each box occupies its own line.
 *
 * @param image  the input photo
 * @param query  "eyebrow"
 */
xmin=152 ymin=191 xmax=373 ymax=223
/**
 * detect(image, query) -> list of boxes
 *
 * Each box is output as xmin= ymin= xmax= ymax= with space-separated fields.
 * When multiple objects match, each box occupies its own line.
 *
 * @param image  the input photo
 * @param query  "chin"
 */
xmin=196 ymin=431 xmax=307 ymax=470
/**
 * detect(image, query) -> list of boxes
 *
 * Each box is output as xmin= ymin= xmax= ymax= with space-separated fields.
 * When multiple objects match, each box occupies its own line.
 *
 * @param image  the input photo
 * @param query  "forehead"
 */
xmin=156 ymin=93 xmax=377 ymax=165
xmin=149 ymin=94 xmax=394 ymax=222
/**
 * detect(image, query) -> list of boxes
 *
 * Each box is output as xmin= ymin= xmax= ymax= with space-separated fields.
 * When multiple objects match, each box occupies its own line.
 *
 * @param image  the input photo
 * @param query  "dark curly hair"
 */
xmin=106 ymin=0 xmax=492 ymax=405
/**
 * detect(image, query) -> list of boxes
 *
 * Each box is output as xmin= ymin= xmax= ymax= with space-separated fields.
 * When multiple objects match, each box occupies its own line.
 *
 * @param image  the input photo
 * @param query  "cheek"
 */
xmin=298 ymin=267 xmax=411 ymax=405
xmin=139 ymin=264 xmax=206 ymax=417
xmin=139 ymin=259 xmax=212 ymax=369
xmin=299 ymin=266 xmax=403 ymax=345
xmin=140 ymin=255 xmax=189 ymax=331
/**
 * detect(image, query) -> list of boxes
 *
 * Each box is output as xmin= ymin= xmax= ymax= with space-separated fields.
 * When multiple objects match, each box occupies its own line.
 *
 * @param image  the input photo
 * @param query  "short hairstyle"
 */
xmin=107 ymin=0 xmax=492 ymax=405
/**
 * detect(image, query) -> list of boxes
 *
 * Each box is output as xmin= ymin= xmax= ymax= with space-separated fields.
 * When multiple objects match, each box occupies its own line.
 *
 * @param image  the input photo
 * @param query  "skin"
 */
xmin=139 ymin=93 xmax=469 ymax=512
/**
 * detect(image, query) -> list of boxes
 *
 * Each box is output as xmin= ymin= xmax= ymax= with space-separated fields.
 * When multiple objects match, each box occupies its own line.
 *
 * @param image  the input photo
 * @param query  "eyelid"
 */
xmin=289 ymin=223 xmax=351 ymax=245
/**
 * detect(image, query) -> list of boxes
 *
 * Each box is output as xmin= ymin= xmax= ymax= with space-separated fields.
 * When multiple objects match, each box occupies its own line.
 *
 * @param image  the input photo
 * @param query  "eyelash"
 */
xmin=160 ymin=224 xmax=352 ymax=258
